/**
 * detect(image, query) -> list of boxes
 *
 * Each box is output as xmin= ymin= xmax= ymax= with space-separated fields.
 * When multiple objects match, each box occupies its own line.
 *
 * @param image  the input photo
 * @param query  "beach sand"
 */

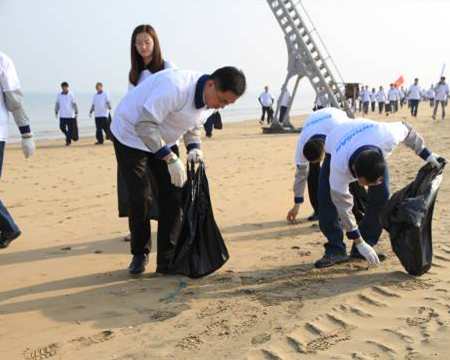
xmin=1 ymin=104 xmax=450 ymax=360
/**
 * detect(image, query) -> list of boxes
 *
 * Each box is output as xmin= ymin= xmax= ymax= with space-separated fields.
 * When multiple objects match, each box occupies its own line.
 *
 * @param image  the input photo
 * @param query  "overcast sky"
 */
xmin=1 ymin=0 xmax=448 ymax=95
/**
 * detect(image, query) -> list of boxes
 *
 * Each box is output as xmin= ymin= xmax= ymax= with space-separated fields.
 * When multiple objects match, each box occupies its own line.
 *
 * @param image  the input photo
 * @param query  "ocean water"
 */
xmin=7 ymin=91 xmax=316 ymax=142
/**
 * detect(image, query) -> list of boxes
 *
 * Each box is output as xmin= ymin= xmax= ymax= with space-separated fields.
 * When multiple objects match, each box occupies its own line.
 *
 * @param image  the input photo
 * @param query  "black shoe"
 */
xmin=0 ymin=230 xmax=22 ymax=249
xmin=315 ymin=253 xmax=348 ymax=268
xmin=95 ymin=141 xmax=104 ymax=145
xmin=128 ymin=254 xmax=149 ymax=274
xmin=307 ymin=212 xmax=319 ymax=221
xmin=350 ymin=249 xmax=387 ymax=262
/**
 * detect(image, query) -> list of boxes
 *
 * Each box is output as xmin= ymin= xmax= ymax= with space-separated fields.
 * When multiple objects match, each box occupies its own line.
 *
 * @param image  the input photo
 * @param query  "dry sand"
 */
xmin=1 ymin=104 xmax=450 ymax=360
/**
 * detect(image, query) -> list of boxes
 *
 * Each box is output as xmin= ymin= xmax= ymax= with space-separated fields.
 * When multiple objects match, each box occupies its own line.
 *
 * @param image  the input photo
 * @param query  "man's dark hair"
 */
xmin=211 ymin=67 xmax=246 ymax=96
xmin=303 ymin=139 xmax=324 ymax=162
xmin=61 ymin=82 xmax=69 ymax=87
xmin=354 ymin=150 xmax=386 ymax=182
xmin=96 ymin=82 xmax=103 ymax=87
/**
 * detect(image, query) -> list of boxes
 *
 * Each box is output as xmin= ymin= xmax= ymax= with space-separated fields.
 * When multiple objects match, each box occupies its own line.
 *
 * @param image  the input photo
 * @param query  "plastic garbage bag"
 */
xmin=170 ymin=161 xmax=229 ymax=278
xmin=380 ymin=159 xmax=446 ymax=276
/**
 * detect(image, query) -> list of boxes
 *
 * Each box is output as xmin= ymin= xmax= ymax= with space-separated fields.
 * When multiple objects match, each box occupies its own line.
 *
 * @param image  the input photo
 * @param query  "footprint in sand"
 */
xmin=24 ymin=343 xmax=59 ymax=360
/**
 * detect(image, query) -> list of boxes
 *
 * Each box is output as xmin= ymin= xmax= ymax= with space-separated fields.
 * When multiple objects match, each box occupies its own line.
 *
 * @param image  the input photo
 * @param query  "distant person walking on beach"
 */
xmin=0 ymin=52 xmax=35 ymax=249
xmin=55 ymin=82 xmax=78 ymax=146
xmin=387 ymin=84 xmax=397 ymax=113
xmin=376 ymin=86 xmax=386 ymax=114
xmin=286 ymin=108 xmax=349 ymax=224
xmin=89 ymin=82 xmax=112 ymax=145
xmin=361 ymin=86 xmax=370 ymax=115
xmin=118 ymin=24 xmax=178 ymax=242
xmin=407 ymin=78 xmax=421 ymax=118
xmin=428 ymin=85 xmax=435 ymax=108
xmin=433 ymin=77 xmax=449 ymax=121
xmin=111 ymin=67 xmax=246 ymax=275
xmin=370 ymin=88 xmax=376 ymax=112
xmin=279 ymin=89 xmax=291 ymax=124
xmin=258 ymin=86 xmax=274 ymax=124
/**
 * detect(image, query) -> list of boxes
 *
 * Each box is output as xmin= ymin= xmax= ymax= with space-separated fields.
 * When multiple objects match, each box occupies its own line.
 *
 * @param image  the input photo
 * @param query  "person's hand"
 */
xmin=426 ymin=153 xmax=441 ymax=168
xmin=287 ymin=204 xmax=300 ymax=223
xmin=187 ymin=148 xmax=203 ymax=163
xmin=356 ymin=240 xmax=380 ymax=266
xmin=167 ymin=156 xmax=186 ymax=187
xmin=55 ymin=112 xmax=58 ymax=119
xmin=89 ymin=112 xmax=92 ymax=118
xmin=21 ymin=136 xmax=35 ymax=158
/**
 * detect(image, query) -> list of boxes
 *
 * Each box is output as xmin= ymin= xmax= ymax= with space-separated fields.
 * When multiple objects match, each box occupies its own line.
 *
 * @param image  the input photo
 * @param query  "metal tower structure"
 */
xmin=265 ymin=0 xmax=354 ymax=133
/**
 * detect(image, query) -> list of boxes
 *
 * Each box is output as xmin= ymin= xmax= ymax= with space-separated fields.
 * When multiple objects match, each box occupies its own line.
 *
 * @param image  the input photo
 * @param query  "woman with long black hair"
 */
xmin=118 ymin=24 xmax=176 ymax=241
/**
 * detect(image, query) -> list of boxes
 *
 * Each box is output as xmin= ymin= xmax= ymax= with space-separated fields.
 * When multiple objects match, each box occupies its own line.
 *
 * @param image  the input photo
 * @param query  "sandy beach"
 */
xmin=1 ymin=104 xmax=450 ymax=360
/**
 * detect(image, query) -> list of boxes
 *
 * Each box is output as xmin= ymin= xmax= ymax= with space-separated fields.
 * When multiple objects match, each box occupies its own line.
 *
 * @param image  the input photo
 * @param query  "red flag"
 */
xmin=394 ymin=76 xmax=404 ymax=88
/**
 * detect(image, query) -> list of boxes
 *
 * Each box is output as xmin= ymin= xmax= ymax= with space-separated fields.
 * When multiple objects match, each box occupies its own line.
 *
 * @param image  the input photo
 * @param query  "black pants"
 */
xmin=378 ymin=102 xmax=384 ymax=114
xmin=410 ymin=99 xmax=419 ymax=117
xmin=59 ymin=117 xmax=75 ymax=144
xmin=95 ymin=117 xmax=109 ymax=143
xmin=113 ymin=137 xmax=182 ymax=269
xmin=261 ymin=106 xmax=272 ymax=124
xmin=394 ymin=100 xmax=399 ymax=112
xmin=430 ymin=99 xmax=435 ymax=108
xmin=307 ymin=161 xmax=320 ymax=214
xmin=371 ymin=101 xmax=376 ymax=112
xmin=279 ymin=106 xmax=288 ymax=124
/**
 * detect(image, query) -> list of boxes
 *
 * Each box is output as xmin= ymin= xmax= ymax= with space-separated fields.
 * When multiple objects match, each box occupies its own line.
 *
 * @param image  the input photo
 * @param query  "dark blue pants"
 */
xmin=318 ymin=154 xmax=390 ymax=256
xmin=59 ymin=117 xmax=75 ymax=144
xmin=95 ymin=117 xmax=109 ymax=143
xmin=410 ymin=99 xmax=419 ymax=117
xmin=0 ymin=142 xmax=20 ymax=234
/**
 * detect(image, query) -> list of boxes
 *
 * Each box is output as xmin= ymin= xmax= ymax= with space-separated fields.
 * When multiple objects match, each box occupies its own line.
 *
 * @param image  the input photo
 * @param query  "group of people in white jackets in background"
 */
xmin=358 ymin=77 xmax=449 ymax=120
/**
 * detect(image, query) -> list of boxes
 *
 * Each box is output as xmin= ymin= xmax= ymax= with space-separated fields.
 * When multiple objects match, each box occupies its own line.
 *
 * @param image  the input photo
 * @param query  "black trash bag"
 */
xmin=380 ymin=159 xmax=446 ymax=276
xmin=169 ymin=161 xmax=229 ymax=278
xmin=72 ymin=117 xmax=79 ymax=142
xmin=349 ymin=182 xmax=368 ymax=224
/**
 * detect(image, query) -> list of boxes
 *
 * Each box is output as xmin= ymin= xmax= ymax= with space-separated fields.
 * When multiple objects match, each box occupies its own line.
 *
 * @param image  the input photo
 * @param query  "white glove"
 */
xmin=426 ymin=153 xmax=440 ymax=168
xmin=21 ymin=136 xmax=35 ymax=158
xmin=187 ymin=148 xmax=203 ymax=163
xmin=167 ymin=157 xmax=187 ymax=187
xmin=356 ymin=241 xmax=380 ymax=266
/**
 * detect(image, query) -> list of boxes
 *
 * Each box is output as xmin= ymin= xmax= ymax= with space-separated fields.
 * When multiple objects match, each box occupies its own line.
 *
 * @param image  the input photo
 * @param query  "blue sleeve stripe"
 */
xmin=19 ymin=125 xmax=31 ymax=134
xmin=419 ymin=148 xmax=431 ymax=160
xmin=294 ymin=197 xmax=304 ymax=204
xmin=346 ymin=229 xmax=361 ymax=239
xmin=186 ymin=142 xmax=201 ymax=152
xmin=154 ymin=145 xmax=172 ymax=160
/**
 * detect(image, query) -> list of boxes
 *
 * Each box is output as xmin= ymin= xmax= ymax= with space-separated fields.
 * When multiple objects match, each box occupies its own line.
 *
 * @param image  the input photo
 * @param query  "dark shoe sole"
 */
xmin=315 ymin=255 xmax=348 ymax=269
xmin=128 ymin=257 xmax=149 ymax=274
xmin=0 ymin=230 xmax=22 ymax=249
